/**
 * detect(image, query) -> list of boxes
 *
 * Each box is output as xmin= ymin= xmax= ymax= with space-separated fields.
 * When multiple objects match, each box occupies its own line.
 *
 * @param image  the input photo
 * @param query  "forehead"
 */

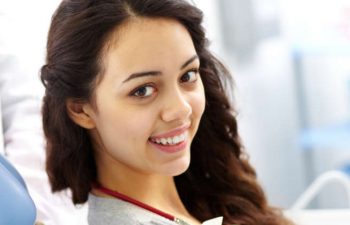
xmin=101 ymin=17 xmax=197 ymax=78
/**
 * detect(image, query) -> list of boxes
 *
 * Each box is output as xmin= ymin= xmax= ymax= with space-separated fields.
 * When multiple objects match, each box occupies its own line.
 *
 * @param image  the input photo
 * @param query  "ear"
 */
xmin=66 ymin=99 xmax=96 ymax=129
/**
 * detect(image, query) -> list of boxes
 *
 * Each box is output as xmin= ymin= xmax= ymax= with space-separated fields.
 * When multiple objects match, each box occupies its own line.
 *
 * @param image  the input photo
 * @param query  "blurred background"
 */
xmin=1 ymin=0 xmax=350 ymax=210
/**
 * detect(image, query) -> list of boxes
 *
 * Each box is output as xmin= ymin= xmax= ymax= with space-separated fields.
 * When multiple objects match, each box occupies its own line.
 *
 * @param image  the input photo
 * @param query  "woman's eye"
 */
xmin=131 ymin=85 xmax=156 ymax=98
xmin=180 ymin=69 xmax=198 ymax=83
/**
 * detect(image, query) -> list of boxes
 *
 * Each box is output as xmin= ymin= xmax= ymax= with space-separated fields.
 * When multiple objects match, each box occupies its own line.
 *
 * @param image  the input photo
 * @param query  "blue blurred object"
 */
xmin=342 ymin=164 xmax=350 ymax=176
xmin=0 ymin=154 xmax=36 ymax=225
xmin=299 ymin=121 xmax=350 ymax=149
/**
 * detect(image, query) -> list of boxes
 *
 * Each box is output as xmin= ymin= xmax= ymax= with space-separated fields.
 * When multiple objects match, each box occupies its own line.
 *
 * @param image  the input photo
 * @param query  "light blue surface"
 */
xmin=0 ymin=155 xmax=36 ymax=225
xmin=292 ymin=42 xmax=350 ymax=56
xmin=299 ymin=121 xmax=350 ymax=149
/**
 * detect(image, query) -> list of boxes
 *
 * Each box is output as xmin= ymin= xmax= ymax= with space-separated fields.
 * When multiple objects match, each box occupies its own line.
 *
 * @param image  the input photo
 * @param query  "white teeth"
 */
xmin=173 ymin=136 xmax=179 ymax=144
xmin=152 ymin=133 xmax=186 ymax=146
xmin=161 ymin=138 xmax=167 ymax=145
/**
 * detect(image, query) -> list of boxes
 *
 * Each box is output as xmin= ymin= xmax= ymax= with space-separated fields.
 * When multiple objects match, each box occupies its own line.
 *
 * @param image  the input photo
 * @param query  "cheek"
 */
xmin=105 ymin=106 xmax=157 ymax=142
xmin=192 ymin=83 xmax=206 ymax=118
xmin=92 ymin=110 xmax=157 ymax=159
xmin=91 ymin=107 xmax=142 ymax=147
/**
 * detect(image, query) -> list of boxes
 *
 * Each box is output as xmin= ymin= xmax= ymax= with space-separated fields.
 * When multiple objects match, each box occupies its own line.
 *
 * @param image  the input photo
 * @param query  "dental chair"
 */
xmin=0 ymin=154 xmax=36 ymax=225
xmin=285 ymin=169 xmax=350 ymax=225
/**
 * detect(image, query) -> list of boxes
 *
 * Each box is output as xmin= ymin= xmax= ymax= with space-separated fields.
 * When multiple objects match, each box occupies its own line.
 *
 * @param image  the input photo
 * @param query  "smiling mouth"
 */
xmin=149 ymin=133 xmax=187 ymax=146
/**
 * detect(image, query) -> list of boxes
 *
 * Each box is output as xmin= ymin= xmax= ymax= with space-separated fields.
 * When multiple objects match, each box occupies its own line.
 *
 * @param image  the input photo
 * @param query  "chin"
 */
xmin=162 ymin=155 xmax=191 ymax=177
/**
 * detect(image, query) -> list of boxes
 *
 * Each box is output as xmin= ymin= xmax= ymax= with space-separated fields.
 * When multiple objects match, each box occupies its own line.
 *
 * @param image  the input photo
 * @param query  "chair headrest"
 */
xmin=0 ymin=154 xmax=37 ymax=225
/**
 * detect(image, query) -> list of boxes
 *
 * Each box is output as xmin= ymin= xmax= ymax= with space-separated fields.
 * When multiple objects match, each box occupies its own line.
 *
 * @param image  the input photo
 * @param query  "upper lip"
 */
xmin=150 ymin=124 xmax=191 ymax=139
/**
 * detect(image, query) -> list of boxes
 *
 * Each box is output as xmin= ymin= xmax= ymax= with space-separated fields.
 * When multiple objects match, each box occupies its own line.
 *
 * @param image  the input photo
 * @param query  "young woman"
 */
xmin=41 ymin=0 xmax=293 ymax=224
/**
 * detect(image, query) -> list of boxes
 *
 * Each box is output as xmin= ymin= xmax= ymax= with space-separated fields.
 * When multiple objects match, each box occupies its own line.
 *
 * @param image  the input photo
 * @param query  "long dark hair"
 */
xmin=41 ymin=0 xmax=291 ymax=224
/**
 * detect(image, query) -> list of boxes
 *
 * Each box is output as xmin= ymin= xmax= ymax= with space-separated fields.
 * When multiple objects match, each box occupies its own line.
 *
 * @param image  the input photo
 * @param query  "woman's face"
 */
xmin=86 ymin=18 xmax=205 ymax=178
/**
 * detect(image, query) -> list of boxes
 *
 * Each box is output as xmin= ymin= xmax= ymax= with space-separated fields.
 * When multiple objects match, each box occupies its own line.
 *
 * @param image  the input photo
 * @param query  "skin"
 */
xmin=73 ymin=18 xmax=205 ymax=224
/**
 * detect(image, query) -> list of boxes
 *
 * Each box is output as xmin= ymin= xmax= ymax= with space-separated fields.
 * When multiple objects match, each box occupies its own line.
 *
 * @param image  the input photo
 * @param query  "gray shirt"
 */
xmin=88 ymin=194 xmax=189 ymax=225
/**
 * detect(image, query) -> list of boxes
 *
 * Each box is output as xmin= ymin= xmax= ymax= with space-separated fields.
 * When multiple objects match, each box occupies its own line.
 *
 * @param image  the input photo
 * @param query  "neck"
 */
xmin=94 ymin=159 xmax=189 ymax=218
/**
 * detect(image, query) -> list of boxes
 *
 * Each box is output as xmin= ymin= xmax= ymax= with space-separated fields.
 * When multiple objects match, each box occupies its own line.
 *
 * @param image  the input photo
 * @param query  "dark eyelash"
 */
xmin=187 ymin=68 xmax=200 ymax=74
xmin=180 ymin=68 xmax=200 ymax=83
xmin=129 ymin=83 xmax=155 ymax=97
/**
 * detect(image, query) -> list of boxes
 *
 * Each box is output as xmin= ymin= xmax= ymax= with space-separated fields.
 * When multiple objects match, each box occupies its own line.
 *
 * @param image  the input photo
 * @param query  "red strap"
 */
xmin=92 ymin=183 xmax=175 ymax=221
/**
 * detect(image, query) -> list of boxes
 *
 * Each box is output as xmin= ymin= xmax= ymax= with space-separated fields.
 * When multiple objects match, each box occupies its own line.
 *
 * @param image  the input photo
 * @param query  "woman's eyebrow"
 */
xmin=180 ymin=54 xmax=198 ymax=70
xmin=122 ymin=71 xmax=161 ymax=83
xmin=122 ymin=54 xmax=199 ymax=83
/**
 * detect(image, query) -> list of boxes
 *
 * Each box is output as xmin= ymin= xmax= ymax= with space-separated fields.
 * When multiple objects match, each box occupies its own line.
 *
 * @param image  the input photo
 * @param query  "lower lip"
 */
xmin=148 ymin=139 xmax=188 ymax=153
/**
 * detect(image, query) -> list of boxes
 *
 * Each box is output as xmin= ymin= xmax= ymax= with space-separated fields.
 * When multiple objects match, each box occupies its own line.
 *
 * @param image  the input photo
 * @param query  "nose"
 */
xmin=160 ymin=88 xmax=192 ymax=123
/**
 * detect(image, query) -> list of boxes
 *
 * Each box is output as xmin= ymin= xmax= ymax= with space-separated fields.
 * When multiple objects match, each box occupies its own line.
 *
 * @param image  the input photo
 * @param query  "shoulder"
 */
xmin=88 ymin=194 xmax=137 ymax=225
xmin=88 ymin=194 xmax=176 ymax=225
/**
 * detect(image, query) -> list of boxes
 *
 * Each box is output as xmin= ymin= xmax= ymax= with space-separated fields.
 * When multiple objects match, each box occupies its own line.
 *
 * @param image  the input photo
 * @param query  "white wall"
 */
xmin=0 ymin=0 xmax=61 ymax=94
